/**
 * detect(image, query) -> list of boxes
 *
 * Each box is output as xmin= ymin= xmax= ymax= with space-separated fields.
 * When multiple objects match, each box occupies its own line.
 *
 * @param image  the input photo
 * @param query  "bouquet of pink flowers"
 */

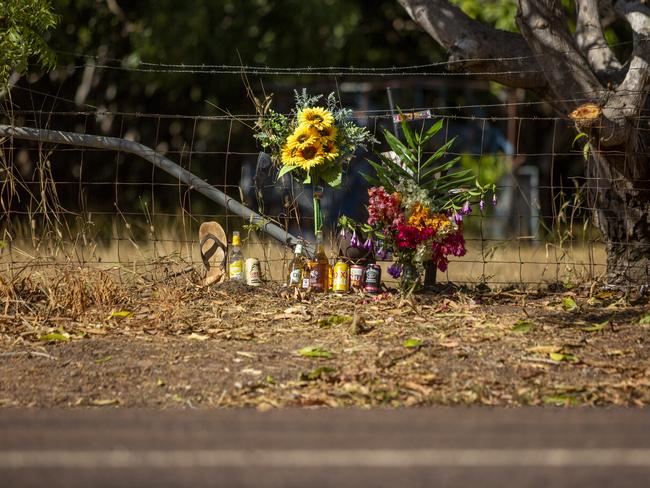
xmin=339 ymin=116 xmax=495 ymax=291
xmin=367 ymin=185 xmax=467 ymax=277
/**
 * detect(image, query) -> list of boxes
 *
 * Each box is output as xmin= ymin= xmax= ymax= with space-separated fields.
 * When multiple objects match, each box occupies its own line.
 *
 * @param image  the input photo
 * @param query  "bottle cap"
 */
xmin=232 ymin=231 xmax=241 ymax=246
xmin=295 ymin=243 xmax=303 ymax=254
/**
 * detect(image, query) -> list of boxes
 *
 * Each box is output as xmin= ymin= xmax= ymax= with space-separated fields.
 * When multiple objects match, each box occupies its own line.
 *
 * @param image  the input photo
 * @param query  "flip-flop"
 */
xmin=198 ymin=221 xmax=228 ymax=286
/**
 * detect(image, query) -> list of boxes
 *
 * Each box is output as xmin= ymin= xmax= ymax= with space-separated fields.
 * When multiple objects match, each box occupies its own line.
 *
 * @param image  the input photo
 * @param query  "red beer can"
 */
xmin=350 ymin=264 xmax=365 ymax=289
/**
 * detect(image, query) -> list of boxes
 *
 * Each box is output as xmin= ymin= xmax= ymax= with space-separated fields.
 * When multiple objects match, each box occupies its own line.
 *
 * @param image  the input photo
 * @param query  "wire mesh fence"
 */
xmin=0 ymin=67 xmax=612 ymax=289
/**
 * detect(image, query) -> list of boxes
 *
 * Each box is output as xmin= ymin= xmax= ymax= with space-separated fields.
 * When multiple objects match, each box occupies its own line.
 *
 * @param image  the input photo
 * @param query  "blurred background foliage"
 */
xmin=2 ymin=1 xmax=594 ymax=238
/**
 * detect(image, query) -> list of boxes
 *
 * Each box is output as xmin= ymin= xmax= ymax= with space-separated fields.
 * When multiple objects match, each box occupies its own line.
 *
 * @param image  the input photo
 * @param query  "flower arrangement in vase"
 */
xmin=254 ymin=90 xmax=375 ymax=235
xmin=339 ymin=115 xmax=495 ymax=292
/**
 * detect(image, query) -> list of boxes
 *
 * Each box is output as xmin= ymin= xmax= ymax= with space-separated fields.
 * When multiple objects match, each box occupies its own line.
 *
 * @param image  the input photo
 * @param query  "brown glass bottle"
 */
xmin=309 ymin=231 xmax=329 ymax=292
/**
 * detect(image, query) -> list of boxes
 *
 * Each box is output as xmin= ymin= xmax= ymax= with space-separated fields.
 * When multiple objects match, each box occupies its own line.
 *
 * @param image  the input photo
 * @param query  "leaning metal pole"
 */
xmin=0 ymin=125 xmax=304 ymax=250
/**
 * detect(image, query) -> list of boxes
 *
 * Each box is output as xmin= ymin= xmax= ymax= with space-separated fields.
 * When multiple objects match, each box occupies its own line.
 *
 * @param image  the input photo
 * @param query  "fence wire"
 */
xmin=0 ymin=70 xmax=617 ymax=289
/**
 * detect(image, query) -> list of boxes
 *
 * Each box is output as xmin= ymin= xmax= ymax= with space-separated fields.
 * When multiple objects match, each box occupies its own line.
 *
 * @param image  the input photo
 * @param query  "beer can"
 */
xmin=332 ymin=260 xmax=349 ymax=293
xmin=350 ymin=264 xmax=365 ymax=289
xmin=363 ymin=263 xmax=381 ymax=294
xmin=245 ymin=258 xmax=262 ymax=286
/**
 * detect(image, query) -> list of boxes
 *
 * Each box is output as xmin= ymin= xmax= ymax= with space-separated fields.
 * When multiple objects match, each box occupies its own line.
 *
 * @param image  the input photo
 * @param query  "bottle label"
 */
xmin=310 ymin=268 xmax=324 ymax=291
xmin=246 ymin=259 xmax=262 ymax=286
xmin=301 ymin=277 xmax=310 ymax=289
xmin=289 ymin=269 xmax=302 ymax=285
xmin=229 ymin=259 xmax=243 ymax=279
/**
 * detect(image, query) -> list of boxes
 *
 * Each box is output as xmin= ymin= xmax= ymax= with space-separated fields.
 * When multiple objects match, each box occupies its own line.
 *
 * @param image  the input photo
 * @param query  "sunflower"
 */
xmin=298 ymin=107 xmax=334 ymax=130
xmin=286 ymin=124 xmax=319 ymax=150
xmin=319 ymin=125 xmax=338 ymax=142
xmin=280 ymin=143 xmax=300 ymax=166
xmin=293 ymin=142 xmax=325 ymax=170
xmin=319 ymin=139 xmax=340 ymax=162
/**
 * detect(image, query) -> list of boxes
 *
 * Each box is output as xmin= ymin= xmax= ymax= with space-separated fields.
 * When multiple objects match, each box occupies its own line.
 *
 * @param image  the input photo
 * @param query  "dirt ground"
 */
xmin=1 ymin=269 xmax=649 ymax=408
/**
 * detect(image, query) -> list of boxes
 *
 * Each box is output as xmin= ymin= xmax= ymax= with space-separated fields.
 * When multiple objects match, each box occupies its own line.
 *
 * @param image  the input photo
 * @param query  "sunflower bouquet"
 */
xmin=254 ymin=90 xmax=375 ymax=233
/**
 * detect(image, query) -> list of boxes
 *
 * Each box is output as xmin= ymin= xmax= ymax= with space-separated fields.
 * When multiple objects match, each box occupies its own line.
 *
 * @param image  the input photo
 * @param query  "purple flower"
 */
xmin=492 ymin=194 xmax=498 ymax=207
xmin=453 ymin=212 xmax=463 ymax=224
xmin=350 ymin=230 xmax=358 ymax=247
xmin=387 ymin=263 xmax=402 ymax=279
xmin=376 ymin=246 xmax=385 ymax=259
xmin=461 ymin=201 xmax=472 ymax=215
xmin=479 ymin=199 xmax=485 ymax=212
xmin=340 ymin=228 xmax=347 ymax=238
xmin=363 ymin=237 xmax=374 ymax=251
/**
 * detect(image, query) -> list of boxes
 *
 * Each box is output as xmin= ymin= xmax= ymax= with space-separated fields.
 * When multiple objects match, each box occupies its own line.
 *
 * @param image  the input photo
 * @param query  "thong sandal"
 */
xmin=199 ymin=221 xmax=228 ymax=286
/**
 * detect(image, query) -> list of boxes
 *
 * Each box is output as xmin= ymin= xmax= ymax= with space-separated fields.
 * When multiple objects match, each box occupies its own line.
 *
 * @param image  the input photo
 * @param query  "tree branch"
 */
xmin=598 ymin=0 xmax=650 ymax=145
xmin=397 ymin=0 xmax=549 ymax=92
xmin=575 ymin=0 xmax=622 ymax=77
xmin=516 ymin=0 xmax=603 ymax=110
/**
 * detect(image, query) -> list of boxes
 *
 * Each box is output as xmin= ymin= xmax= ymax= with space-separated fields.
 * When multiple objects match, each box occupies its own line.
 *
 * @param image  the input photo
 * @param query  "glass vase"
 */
xmin=399 ymin=263 xmax=421 ymax=292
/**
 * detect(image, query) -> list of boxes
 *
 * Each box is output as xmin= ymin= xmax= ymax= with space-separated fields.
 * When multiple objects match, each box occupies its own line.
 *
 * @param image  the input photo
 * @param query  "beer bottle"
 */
xmin=287 ymin=243 xmax=307 ymax=287
xmin=309 ymin=231 xmax=329 ymax=292
xmin=228 ymin=231 xmax=244 ymax=280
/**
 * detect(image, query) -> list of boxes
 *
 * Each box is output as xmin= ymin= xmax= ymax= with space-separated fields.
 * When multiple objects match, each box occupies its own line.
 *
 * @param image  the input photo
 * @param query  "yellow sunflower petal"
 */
xmin=286 ymin=124 xmax=320 ymax=149
xmin=319 ymin=125 xmax=338 ymax=141
xmin=319 ymin=140 xmax=340 ymax=162
xmin=298 ymin=107 xmax=335 ymax=130
xmin=293 ymin=143 xmax=325 ymax=170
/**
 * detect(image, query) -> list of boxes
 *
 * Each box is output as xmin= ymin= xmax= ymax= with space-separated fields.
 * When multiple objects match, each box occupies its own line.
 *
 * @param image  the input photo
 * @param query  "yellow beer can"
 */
xmin=332 ymin=259 xmax=349 ymax=293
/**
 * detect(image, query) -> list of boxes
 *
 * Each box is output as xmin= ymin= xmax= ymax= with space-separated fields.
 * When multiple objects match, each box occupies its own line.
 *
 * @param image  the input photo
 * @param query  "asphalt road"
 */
xmin=1 ymin=408 xmax=649 ymax=487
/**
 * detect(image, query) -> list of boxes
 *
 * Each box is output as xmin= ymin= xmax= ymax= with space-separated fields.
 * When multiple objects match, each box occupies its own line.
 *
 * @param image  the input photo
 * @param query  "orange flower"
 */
xmin=407 ymin=203 xmax=451 ymax=233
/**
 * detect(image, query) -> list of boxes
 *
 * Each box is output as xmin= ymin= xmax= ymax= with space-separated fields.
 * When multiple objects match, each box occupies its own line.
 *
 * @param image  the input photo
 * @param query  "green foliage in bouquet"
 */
xmin=363 ymin=115 xmax=492 ymax=213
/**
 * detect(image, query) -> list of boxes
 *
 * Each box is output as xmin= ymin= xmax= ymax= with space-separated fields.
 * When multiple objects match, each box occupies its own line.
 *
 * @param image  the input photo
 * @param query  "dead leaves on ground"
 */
xmin=1 ymin=278 xmax=649 ymax=408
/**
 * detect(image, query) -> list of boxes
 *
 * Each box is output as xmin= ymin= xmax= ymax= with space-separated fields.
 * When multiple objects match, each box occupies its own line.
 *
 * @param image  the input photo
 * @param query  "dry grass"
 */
xmin=1 ymin=224 xmax=607 ymax=290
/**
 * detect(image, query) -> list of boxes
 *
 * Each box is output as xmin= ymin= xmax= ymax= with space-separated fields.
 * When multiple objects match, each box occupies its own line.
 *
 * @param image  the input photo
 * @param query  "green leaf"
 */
xmin=277 ymin=164 xmax=297 ymax=180
xmin=360 ymin=171 xmax=381 ymax=187
xmin=319 ymin=165 xmax=343 ymax=188
xmin=511 ymin=320 xmax=533 ymax=333
xmin=549 ymin=352 xmax=579 ymax=363
xmin=398 ymin=114 xmax=416 ymax=149
xmin=420 ymin=157 xmax=462 ymax=184
xmin=94 ymin=355 xmax=112 ymax=364
xmin=109 ymin=310 xmax=133 ymax=319
xmin=422 ymin=119 xmax=444 ymax=143
xmin=297 ymin=346 xmax=332 ymax=358
xmin=367 ymin=160 xmax=397 ymax=190
xmin=318 ymin=315 xmax=353 ymax=327
xmin=561 ymin=297 xmax=578 ymax=312
xmin=581 ymin=320 xmax=608 ymax=332
xmin=402 ymin=338 xmax=423 ymax=348
xmin=639 ymin=315 xmax=650 ymax=325
xmin=299 ymin=366 xmax=336 ymax=381
xmin=377 ymin=151 xmax=414 ymax=180
xmin=421 ymin=137 xmax=457 ymax=170
xmin=572 ymin=132 xmax=588 ymax=147
xmin=38 ymin=332 xmax=70 ymax=342
xmin=543 ymin=395 xmax=579 ymax=406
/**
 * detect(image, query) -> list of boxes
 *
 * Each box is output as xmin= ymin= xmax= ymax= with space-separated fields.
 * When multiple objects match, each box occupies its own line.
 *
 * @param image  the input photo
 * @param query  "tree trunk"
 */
xmin=397 ymin=0 xmax=650 ymax=287
xmin=587 ymin=147 xmax=650 ymax=285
